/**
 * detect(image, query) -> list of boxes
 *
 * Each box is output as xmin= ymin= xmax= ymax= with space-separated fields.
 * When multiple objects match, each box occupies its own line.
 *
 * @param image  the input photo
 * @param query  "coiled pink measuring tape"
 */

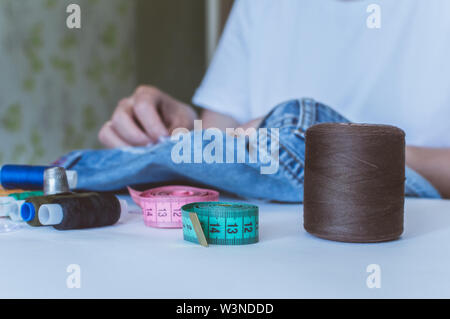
xmin=128 ymin=185 xmax=219 ymax=228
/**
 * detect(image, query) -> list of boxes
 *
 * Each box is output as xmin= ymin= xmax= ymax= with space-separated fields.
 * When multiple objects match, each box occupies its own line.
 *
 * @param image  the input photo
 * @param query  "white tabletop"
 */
xmin=1 ymin=197 xmax=450 ymax=299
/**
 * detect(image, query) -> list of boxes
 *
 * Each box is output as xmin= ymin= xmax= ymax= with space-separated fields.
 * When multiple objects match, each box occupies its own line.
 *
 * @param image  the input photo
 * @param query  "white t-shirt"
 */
xmin=193 ymin=0 xmax=450 ymax=147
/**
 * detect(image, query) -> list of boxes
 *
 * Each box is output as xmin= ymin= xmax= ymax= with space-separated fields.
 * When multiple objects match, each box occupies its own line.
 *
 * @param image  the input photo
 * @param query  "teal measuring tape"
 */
xmin=182 ymin=202 xmax=259 ymax=245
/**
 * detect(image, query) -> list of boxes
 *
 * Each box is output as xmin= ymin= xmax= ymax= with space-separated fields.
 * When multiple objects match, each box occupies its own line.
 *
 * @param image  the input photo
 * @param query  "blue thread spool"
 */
xmin=0 ymin=165 xmax=49 ymax=190
xmin=20 ymin=202 xmax=37 ymax=222
xmin=1 ymin=165 xmax=77 ymax=190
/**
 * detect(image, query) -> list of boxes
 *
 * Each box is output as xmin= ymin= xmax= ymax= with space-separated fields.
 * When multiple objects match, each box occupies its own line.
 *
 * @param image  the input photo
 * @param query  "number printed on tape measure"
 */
xmin=129 ymin=186 xmax=219 ymax=228
xmin=157 ymin=202 xmax=170 ymax=222
xmin=182 ymin=202 xmax=259 ymax=245
xmin=142 ymin=201 xmax=188 ymax=226
xmin=226 ymin=217 xmax=241 ymax=239
xmin=172 ymin=204 xmax=182 ymax=218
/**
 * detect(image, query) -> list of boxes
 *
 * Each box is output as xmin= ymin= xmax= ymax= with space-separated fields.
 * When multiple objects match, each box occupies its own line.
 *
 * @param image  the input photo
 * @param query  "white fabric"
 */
xmin=1 ymin=196 xmax=450 ymax=298
xmin=193 ymin=0 xmax=450 ymax=147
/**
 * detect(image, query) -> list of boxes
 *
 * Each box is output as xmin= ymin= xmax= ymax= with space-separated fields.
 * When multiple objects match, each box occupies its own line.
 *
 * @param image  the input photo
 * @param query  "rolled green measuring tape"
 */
xmin=8 ymin=191 xmax=44 ymax=201
xmin=182 ymin=202 xmax=259 ymax=245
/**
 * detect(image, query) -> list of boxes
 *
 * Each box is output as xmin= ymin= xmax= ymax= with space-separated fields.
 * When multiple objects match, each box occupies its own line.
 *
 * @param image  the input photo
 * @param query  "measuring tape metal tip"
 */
xmin=189 ymin=212 xmax=209 ymax=247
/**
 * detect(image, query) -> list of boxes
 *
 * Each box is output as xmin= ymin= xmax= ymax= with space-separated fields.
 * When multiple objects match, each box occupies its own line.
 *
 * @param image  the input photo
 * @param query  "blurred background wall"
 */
xmin=0 ymin=0 xmax=233 ymax=165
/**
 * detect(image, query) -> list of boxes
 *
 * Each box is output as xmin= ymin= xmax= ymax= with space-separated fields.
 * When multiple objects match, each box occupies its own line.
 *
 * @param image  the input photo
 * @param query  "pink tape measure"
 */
xmin=128 ymin=185 xmax=219 ymax=228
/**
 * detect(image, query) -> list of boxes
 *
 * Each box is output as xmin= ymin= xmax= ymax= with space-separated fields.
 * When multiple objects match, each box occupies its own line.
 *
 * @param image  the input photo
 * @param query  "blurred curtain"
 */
xmin=0 ymin=0 xmax=234 ymax=165
xmin=0 ymin=0 xmax=136 ymax=164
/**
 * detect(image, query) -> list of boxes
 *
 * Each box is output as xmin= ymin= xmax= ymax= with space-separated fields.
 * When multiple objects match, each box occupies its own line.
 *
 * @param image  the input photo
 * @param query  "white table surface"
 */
xmin=1 ymin=196 xmax=450 ymax=299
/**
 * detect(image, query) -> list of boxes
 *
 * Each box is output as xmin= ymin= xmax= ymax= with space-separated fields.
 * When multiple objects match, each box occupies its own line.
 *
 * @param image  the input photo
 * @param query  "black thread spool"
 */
xmin=303 ymin=123 xmax=405 ymax=243
xmin=40 ymin=193 xmax=122 ymax=230
xmin=22 ymin=193 xmax=75 ymax=227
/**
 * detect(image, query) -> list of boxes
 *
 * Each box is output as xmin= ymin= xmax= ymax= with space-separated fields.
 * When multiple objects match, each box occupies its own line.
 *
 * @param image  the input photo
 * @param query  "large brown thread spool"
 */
xmin=303 ymin=123 xmax=405 ymax=243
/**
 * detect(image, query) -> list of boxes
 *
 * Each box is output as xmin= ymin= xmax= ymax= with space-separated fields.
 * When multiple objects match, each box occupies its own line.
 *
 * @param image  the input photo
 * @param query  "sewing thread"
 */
xmin=38 ymin=193 xmax=122 ymax=230
xmin=303 ymin=123 xmax=405 ymax=243
xmin=0 ymin=165 xmax=77 ymax=190
xmin=21 ymin=192 xmax=88 ymax=226
xmin=1 ymin=165 xmax=47 ymax=190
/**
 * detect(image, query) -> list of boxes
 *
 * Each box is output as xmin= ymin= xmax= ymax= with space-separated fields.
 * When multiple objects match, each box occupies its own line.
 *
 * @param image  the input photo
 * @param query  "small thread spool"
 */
xmin=44 ymin=167 xmax=70 ymax=195
xmin=0 ymin=197 xmax=27 ymax=221
xmin=1 ymin=165 xmax=46 ymax=190
xmin=303 ymin=123 xmax=405 ymax=243
xmin=21 ymin=193 xmax=83 ymax=226
xmin=38 ymin=193 xmax=125 ymax=230
xmin=0 ymin=165 xmax=78 ymax=190
xmin=0 ymin=197 xmax=16 ymax=217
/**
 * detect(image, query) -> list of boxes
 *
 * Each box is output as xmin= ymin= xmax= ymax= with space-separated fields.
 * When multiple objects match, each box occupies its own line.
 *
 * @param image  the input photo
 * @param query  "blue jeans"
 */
xmin=56 ymin=99 xmax=441 ymax=202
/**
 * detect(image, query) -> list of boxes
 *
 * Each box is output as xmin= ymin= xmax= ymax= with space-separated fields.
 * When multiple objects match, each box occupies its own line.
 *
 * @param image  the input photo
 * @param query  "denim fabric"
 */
xmin=56 ymin=99 xmax=441 ymax=202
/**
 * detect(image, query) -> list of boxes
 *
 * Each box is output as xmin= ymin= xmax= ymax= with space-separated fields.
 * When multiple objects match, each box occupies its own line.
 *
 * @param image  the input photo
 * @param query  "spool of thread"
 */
xmin=0 ymin=194 xmax=37 ymax=221
xmin=38 ymin=193 xmax=126 ymax=230
xmin=43 ymin=167 xmax=70 ymax=195
xmin=303 ymin=123 xmax=405 ymax=243
xmin=1 ymin=200 xmax=26 ymax=222
xmin=10 ymin=200 xmax=26 ymax=222
xmin=0 ymin=165 xmax=77 ymax=190
xmin=0 ymin=197 xmax=14 ymax=217
xmin=0 ymin=197 xmax=19 ymax=218
xmin=21 ymin=192 xmax=83 ymax=226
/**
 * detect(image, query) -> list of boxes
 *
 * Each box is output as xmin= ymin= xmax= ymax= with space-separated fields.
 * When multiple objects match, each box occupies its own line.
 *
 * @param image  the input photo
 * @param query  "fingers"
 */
xmin=132 ymin=88 xmax=169 ymax=141
xmin=110 ymin=98 xmax=152 ymax=145
xmin=166 ymin=103 xmax=198 ymax=134
xmin=99 ymin=85 xmax=194 ymax=148
xmin=98 ymin=121 xmax=130 ymax=148
xmin=239 ymin=117 xmax=264 ymax=130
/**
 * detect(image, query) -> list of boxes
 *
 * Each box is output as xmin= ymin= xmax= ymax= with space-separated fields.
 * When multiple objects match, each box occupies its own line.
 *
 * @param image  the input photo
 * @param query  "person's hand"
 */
xmin=225 ymin=117 xmax=264 ymax=138
xmin=99 ymin=86 xmax=197 ymax=148
xmin=239 ymin=117 xmax=264 ymax=131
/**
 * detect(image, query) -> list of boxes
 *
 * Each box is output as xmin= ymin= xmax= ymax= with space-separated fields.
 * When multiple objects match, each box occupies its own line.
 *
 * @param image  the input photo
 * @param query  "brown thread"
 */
xmin=303 ymin=123 xmax=405 ymax=243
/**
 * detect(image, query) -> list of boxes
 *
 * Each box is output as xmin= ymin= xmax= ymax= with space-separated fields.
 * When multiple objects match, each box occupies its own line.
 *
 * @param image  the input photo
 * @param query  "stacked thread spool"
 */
xmin=0 ymin=165 xmax=125 ymax=231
